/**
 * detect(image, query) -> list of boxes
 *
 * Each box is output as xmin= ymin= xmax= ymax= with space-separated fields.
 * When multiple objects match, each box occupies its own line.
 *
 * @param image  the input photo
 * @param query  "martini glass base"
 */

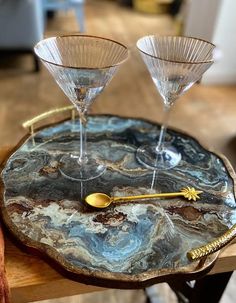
xmin=136 ymin=144 xmax=181 ymax=170
xmin=59 ymin=154 xmax=106 ymax=181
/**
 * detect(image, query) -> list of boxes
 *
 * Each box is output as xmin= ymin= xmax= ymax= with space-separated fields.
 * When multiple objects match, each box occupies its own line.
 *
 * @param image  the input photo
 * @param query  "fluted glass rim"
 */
xmin=34 ymin=34 xmax=129 ymax=70
xmin=136 ymin=35 xmax=215 ymax=65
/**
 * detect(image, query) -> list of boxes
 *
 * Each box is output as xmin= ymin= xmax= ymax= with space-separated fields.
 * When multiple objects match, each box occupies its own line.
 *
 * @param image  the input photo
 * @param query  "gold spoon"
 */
xmin=84 ymin=187 xmax=203 ymax=208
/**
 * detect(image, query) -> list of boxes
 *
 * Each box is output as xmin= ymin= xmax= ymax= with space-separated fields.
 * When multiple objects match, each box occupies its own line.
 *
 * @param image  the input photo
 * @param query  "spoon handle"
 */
xmin=113 ymin=192 xmax=184 ymax=202
xmin=112 ymin=187 xmax=202 ymax=202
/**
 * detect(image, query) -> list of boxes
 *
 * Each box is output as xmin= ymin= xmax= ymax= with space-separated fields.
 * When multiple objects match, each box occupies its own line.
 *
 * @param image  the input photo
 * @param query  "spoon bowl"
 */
xmin=85 ymin=193 xmax=112 ymax=208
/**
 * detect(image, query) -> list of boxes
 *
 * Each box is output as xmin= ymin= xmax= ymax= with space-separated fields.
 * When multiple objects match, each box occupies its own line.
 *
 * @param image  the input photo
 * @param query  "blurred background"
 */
xmin=0 ymin=0 xmax=235 ymax=302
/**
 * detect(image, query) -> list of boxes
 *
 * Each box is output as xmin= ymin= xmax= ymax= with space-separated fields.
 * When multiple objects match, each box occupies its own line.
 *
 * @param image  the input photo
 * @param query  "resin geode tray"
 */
xmin=1 ymin=115 xmax=236 ymax=288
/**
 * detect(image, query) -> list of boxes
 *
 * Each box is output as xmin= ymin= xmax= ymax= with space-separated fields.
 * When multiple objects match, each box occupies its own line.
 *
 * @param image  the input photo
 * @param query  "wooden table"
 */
xmin=1 ymin=147 xmax=236 ymax=303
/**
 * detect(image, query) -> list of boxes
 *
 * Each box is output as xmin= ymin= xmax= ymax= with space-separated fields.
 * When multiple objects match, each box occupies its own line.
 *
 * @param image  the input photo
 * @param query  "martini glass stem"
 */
xmin=79 ymin=112 xmax=88 ymax=164
xmin=156 ymin=106 xmax=171 ymax=153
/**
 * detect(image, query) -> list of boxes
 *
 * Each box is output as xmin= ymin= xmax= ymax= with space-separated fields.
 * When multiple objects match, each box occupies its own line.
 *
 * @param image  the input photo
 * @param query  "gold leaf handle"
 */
xmin=187 ymin=224 xmax=236 ymax=261
xmin=22 ymin=105 xmax=76 ymax=135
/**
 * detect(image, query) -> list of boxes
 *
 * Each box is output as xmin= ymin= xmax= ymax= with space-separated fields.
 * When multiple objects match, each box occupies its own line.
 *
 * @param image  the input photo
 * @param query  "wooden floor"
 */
xmin=1 ymin=0 xmax=236 ymax=302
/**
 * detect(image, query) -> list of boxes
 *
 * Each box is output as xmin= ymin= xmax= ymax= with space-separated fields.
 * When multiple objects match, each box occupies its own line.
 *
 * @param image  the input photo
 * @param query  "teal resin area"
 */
xmin=1 ymin=116 xmax=236 ymax=283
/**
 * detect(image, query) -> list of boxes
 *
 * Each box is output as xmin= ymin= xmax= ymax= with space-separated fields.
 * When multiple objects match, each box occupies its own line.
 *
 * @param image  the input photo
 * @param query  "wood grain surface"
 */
xmin=0 ymin=225 xmax=10 ymax=303
xmin=0 ymin=0 xmax=236 ymax=302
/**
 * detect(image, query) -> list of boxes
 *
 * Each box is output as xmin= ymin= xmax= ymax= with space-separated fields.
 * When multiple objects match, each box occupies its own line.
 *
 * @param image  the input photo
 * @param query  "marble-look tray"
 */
xmin=1 ymin=115 xmax=236 ymax=288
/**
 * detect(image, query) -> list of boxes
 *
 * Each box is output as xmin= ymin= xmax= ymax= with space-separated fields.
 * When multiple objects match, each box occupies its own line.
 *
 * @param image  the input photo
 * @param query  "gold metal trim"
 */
xmin=187 ymin=224 xmax=236 ymax=261
xmin=22 ymin=105 xmax=76 ymax=135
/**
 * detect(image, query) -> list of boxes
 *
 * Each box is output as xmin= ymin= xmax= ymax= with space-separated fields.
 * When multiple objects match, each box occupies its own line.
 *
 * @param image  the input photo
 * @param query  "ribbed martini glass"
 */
xmin=34 ymin=35 xmax=128 ymax=181
xmin=136 ymin=35 xmax=215 ymax=170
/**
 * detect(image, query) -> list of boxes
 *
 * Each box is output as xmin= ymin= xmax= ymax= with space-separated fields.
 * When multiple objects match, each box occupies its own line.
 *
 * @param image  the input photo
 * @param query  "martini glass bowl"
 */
xmin=136 ymin=35 xmax=215 ymax=170
xmin=34 ymin=35 xmax=128 ymax=181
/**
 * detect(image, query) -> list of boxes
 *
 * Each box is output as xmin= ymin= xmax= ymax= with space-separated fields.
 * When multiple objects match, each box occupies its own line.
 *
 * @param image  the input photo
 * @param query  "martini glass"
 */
xmin=136 ymin=35 xmax=215 ymax=170
xmin=34 ymin=35 xmax=128 ymax=181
